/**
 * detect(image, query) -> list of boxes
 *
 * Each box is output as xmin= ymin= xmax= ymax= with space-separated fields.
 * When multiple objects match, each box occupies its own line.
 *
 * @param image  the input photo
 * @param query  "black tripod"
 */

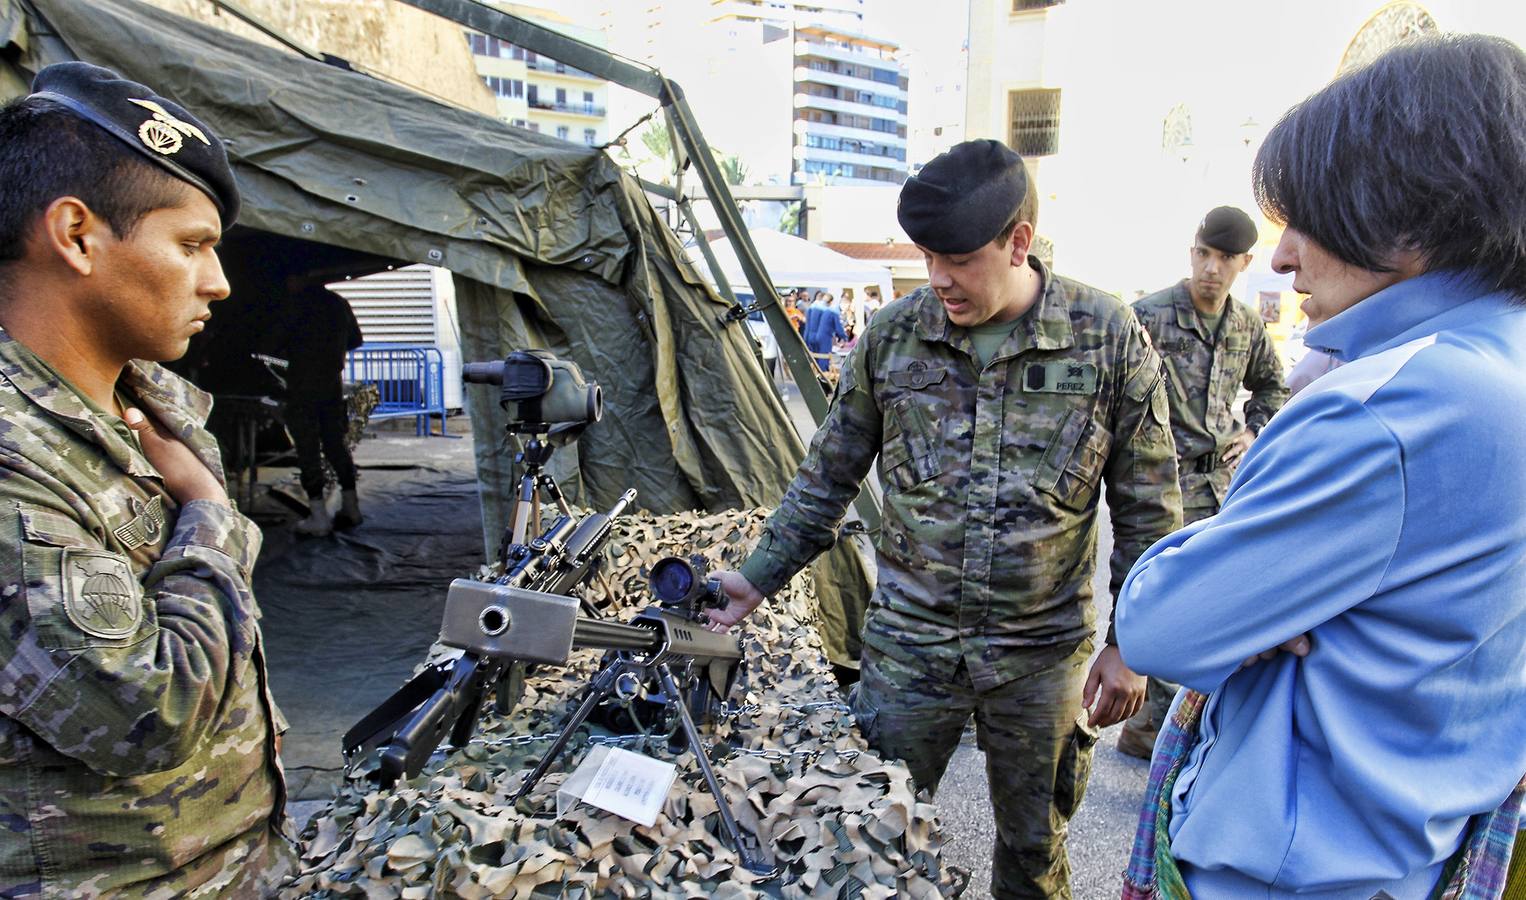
xmin=515 ymin=654 xmax=778 ymax=878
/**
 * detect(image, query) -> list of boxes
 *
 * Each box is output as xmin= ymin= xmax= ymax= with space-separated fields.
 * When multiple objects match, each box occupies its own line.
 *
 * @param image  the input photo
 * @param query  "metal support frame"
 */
xmin=394 ymin=0 xmax=880 ymax=533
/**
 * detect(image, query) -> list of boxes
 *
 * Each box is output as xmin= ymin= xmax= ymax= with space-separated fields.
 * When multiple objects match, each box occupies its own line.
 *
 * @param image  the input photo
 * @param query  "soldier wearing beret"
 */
xmin=1119 ymin=207 xmax=1288 ymax=759
xmin=709 ymin=139 xmax=1182 ymax=897
xmin=0 ymin=63 xmax=291 ymax=894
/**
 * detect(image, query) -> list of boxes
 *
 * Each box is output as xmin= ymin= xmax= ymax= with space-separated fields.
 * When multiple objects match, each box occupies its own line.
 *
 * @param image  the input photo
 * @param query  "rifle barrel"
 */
xmin=572 ymin=616 xmax=660 ymax=653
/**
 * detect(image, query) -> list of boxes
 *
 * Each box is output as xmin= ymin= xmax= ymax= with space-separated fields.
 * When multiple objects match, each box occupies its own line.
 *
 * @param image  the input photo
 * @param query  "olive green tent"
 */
xmin=0 ymin=0 xmax=871 ymax=663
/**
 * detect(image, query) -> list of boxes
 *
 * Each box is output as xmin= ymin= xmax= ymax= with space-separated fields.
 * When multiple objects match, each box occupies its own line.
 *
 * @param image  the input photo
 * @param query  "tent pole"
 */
xmin=391 ymin=0 xmax=880 ymax=534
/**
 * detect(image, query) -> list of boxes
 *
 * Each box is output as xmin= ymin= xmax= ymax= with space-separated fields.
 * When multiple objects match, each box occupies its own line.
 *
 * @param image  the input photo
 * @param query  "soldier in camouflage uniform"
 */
xmin=707 ymin=140 xmax=1182 ymax=898
xmin=1118 ymin=207 xmax=1288 ymax=759
xmin=0 ymin=64 xmax=290 ymax=895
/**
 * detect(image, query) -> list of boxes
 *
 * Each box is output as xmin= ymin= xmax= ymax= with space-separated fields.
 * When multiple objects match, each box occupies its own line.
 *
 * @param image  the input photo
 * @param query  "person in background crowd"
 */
xmin=803 ymin=289 xmax=846 ymax=371
xmin=784 ymin=287 xmax=807 ymax=333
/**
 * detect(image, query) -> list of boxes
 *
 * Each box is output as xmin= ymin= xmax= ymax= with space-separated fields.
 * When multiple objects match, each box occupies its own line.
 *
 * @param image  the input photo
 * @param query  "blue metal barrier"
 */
xmin=343 ymin=344 xmax=452 ymax=437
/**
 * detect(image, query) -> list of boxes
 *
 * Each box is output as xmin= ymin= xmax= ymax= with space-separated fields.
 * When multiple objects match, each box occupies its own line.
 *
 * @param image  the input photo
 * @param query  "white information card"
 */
xmin=557 ymin=746 xmax=677 ymax=827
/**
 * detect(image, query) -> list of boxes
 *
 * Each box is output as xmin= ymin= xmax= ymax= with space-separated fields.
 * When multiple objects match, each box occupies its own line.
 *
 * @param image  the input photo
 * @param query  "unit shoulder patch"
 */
xmin=62 ymin=549 xmax=142 ymax=640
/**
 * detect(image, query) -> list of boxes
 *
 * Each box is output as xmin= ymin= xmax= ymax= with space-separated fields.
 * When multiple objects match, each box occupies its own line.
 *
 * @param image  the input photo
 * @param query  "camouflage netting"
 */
xmin=284 ymin=509 xmax=965 ymax=899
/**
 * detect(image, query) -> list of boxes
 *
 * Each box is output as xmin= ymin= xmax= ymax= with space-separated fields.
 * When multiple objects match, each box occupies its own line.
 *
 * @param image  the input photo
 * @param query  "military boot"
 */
xmin=336 ymin=489 xmax=363 ymax=530
xmin=295 ymin=497 xmax=333 ymax=537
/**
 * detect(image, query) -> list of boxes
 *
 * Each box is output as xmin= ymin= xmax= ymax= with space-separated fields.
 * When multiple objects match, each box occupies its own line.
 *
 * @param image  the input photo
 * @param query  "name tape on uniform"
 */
xmin=1024 ymin=361 xmax=1098 ymax=395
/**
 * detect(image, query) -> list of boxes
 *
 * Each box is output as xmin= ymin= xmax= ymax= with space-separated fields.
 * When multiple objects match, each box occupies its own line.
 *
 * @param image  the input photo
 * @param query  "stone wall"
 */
xmin=141 ymin=0 xmax=499 ymax=117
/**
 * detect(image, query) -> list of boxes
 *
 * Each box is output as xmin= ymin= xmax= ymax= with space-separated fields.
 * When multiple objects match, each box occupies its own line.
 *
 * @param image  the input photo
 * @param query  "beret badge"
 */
xmin=128 ymin=98 xmax=210 ymax=156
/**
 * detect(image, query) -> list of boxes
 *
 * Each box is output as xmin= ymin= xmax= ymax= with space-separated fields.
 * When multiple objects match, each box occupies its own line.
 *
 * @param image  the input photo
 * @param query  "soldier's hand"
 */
xmin=1220 ymin=428 xmax=1256 ymax=468
xmin=124 ymin=408 xmax=231 ymax=507
xmin=1083 ymin=644 xmax=1146 ymax=728
xmin=703 ymin=570 xmax=765 ymax=633
xmin=1240 ymin=633 xmax=1312 ymax=669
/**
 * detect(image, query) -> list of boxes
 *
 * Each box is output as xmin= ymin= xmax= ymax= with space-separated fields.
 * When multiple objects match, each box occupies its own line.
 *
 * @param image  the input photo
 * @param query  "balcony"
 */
xmin=796 ymin=144 xmax=907 ymax=169
xmin=794 ymin=66 xmax=907 ymax=101
xmin=794 ymin=119 xmax=906 ymax=146
xmin=793 ymin=39 xmax=897 ymax=69
xmin=524 ymin=58 xmax=599 ymax=80
xmin=529 ymin=99 xmax=606 ymax=118
xmin=795 ymin=92 xmax=905 ymax=121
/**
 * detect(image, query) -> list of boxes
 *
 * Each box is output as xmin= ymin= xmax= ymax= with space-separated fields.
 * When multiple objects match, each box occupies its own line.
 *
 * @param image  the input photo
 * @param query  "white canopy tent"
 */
xmin=687 ymin=228 xmax=895 ymax=371
xmin=689 ymin=228 xmax=895 ymax=318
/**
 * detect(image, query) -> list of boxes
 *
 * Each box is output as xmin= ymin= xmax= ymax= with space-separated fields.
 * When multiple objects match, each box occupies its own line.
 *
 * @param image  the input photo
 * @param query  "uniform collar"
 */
xmin=915 ymin=255 xmax=1074 ymax=354
xmin=0 ymin=326 xmax=214 ymax=479
xmin=1304 ymin=269 xmax=1508 ymax=363
xmin=1172 ymin=279 xmax=1236 ymax=342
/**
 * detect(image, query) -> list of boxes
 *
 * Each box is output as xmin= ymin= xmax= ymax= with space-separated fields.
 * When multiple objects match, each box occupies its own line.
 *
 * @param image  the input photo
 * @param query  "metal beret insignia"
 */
xmin=128 ymin=98 xmax=210 ymax=156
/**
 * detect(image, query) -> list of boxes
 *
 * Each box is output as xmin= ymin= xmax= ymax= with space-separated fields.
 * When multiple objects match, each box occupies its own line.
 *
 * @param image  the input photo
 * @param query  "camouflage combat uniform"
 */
xmin=1128 ymin=281 xmax=1287 ymax=731
xmin=740 ymin=259 xmax=1181 ymax=898
xmin=0 ymin=327 xmax=291 ymax=897
xmin=1133 ymin=280 xmax=1287 ymax=517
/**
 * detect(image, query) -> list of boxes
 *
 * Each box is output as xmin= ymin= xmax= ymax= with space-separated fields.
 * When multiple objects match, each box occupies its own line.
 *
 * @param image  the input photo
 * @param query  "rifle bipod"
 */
xmin=513 ymin=657 xmax=780 ymax=878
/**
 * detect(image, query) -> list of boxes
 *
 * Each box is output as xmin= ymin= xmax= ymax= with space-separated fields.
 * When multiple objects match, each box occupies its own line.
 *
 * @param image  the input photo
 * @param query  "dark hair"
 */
xmin=993 ymin=160 xmax=1039 ymax=248
xmin=1253 ymin=34 xmax=1526 ymax=295
xmin=0 ymin=95 xmax=186 ymax=267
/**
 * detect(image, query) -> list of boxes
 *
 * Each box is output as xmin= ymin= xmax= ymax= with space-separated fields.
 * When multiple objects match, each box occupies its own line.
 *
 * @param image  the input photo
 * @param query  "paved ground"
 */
xmin=275 ymin=406 xmax=1151 ymax=897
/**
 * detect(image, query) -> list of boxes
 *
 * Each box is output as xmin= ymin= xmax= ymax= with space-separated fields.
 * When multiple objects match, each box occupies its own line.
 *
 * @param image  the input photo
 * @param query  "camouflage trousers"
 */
xmin=1126 ymin=503 xmax=1216 ymax=738
xmin=850 ymin=641 xmax=1098 ymax=899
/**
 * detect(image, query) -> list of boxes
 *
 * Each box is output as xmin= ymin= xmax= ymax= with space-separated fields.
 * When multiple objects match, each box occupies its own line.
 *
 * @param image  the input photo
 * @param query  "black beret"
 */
xmin=898 ymin=139 xmax=1027 ymax=255
xmin=29 ymin=62 xmax=239 ymax=226
xmin=1195 ymin=206 xmax=1257 ymax=255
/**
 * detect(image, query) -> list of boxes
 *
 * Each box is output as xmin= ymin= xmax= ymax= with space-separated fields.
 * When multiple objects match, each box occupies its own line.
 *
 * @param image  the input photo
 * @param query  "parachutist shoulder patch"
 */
xmin=62 ymin=549 xmax=141 ymax=640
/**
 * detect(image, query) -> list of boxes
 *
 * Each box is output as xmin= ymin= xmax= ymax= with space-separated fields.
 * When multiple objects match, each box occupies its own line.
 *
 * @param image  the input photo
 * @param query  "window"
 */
xmin=555 ymin=87 xmax=567 ymax=105
xmin=1008 ymin=88 xmax=1062 ymax=156
xmin=583 ymin=128 xmax=598 ymax=145
xmin=482 ymin=77 xmax=524 ymax=99
xmin=556 ymin=125 xmax=570 ymax=140
xmin=1012 ymin=0 xmax=1064 ymax=10
xmin=511 ymin=118 xmax=529 ymax=128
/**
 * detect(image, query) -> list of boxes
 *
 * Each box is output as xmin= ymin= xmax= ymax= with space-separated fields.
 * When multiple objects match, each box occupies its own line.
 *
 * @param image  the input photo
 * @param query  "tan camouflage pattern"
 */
xmin=740 ymin=258 xmax=1182 ymax=681
xmin=288 ymin=507 xmax=966 ymax=898
xmin=1132 ymin=281 xmax=1288 ymax=511
xmin=0 ymin=326 xmax=291 ymax=896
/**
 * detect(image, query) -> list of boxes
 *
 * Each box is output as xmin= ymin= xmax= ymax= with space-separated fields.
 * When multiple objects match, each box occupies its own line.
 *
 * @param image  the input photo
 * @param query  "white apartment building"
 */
xmin=791 ymin=24 xmax=909 ymax=185
xmin=709 ymin=0 xmax=865 ymax=31
xmin=465 ymin=3 xmax=610 ymax=146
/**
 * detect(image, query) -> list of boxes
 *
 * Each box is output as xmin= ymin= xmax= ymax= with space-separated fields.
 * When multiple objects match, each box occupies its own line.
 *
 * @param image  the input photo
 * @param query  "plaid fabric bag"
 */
xmin=1121 ymin=689 xmax=1525 ymax=900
